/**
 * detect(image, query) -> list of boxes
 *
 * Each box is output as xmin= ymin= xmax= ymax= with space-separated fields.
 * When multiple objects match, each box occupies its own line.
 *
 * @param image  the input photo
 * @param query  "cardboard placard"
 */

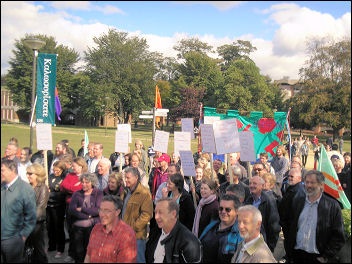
xmin=179 ymin=150 xmax=196 ymax=177
xmin=181 ymin=118 xmax=194 ymax=139
xmin=200 ymin=124 xmax=216 ymax=153
xmin=174 ymin=131 xmax=191 ymax=156
xmin=36 ymin=123 xmax=52 ymax=150
xmin=239 ymin=131 xmax=256 ymax=162
xmin=213 ymin=118 xmax=240 ymax=154
xmin=117 ymin=124 xmax=132 ymax=143
xmin=153 ymin=130 xmax=169 ymax=154
xmin=115 ymin=130 xmax=129 ymax=154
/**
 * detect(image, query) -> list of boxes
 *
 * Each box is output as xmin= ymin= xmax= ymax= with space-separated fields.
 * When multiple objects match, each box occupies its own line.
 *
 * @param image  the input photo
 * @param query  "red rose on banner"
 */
xmin=257 ymin=118 xmax=276 ymax=134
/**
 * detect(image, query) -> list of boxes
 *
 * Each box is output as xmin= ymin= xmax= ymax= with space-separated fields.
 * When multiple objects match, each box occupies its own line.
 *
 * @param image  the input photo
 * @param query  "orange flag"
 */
xmin=155 ymin=85 xmax=162 ymax=128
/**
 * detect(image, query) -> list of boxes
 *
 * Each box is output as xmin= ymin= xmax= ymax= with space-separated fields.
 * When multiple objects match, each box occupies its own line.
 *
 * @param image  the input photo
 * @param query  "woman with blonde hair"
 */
xmin=134 ymin=139 xmax=148 ymax=172
xmin=103 ymin=172 xmax=124 ymax=197
xmin=192 ymin=178 xmax=219 ymax=237
xmin=262 ymin=173 xmax=282 ymax=206
xmin=26 ymin=163 xmax=49 ymax=263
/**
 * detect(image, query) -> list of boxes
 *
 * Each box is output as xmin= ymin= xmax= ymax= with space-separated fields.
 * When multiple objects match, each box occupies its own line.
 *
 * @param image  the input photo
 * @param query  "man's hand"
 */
xmin=22 ymin=236 xmax=26 ymax=242
xmin=317 ymin=257 xmax=327 ymax=263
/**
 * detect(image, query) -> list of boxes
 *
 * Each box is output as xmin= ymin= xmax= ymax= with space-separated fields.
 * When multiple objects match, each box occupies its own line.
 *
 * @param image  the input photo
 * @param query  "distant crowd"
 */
xmin=1 ymin=135 xmax=351 ymax=263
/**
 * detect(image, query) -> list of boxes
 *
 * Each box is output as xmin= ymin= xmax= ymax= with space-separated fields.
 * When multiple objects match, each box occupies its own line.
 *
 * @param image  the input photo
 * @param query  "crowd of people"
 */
xmin=1 ymin=135 xmax=351 ymax=263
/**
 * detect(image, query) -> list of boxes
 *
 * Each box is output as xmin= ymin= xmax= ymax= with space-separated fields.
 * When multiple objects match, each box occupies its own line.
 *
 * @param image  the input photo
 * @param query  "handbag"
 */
xmin=23 ymin=243 xmax=34 ymax=263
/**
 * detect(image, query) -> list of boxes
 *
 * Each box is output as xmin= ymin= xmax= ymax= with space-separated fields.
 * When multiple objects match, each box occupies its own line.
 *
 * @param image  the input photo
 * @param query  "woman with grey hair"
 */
xmin=68 ymin=172 xmax=103 ymax=263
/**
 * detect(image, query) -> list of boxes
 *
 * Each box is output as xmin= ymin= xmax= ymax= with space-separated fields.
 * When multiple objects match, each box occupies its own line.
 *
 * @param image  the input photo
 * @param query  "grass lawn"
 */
xmin=2 ymin=122 xmax=350 ymax=161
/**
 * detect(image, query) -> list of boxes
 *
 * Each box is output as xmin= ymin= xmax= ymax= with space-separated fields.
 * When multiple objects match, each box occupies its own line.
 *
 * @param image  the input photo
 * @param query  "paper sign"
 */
xmin=181 ymin=118 xmax=194 ymax=139
xmin=179 ymin=150 xmax=196 ymax=177
xmin=115 ymin=130 xmax=129 ymax=153
xmin=117 ymin=124 xmax=132 ymax=143
xmin=204 ymin=116 xmax=220 ymax=124
xmin=200 ymin=124 xmax=216 ymax=153
xmin=153 ymin=130 xmax=169 ymax=153
xmin=174 ymin=132 xmax=191 ymax=156
xmin=239 ymin=131 xmax=256 ymax=162
xmin=213 ymin=118 xmax=240 ymax=154
xmin=36 ymin=123 xmax=52 ymax=150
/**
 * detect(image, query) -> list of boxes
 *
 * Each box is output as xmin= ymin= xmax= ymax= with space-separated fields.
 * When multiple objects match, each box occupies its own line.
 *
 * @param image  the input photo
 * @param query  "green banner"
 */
xmin=36 ymin=53 xmax=57 ymax=125
xmin=204 ymin=107 xmax=287 ymax=159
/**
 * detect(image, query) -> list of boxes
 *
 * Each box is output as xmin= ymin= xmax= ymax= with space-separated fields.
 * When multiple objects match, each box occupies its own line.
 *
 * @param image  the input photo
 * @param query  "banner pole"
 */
xmin=119 ymin=153 xmax=123 ymax=172
xmin=227 ymin=154 xmax=233 ymax=184
xmin=29 ymin=96 xmax=37 ymax=128
xmin=210 ymin=153 xmax=214 ymax=181
xmin=44 ymin=150 xmax=48 ymax=187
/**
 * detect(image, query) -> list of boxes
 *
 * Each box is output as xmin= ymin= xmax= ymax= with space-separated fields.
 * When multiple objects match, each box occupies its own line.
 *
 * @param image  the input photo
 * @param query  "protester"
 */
xmin=313 ymin=143 xmax=321 ymax=170
xmin=84 ymin=142 xmax=95 ymax=164
xmin=95 ymin=158 xmax=111 ymax=191
xmin=135 ymin=139 xmax=149 ymax=172
xmin=213 ymin=158 xmax=226 ymax=185
xmin=229 ymin=152 xmax=248 ymax=181
xmin=245 ymin=176 xmax=280 ymax=252
xmin=1 ymin=160 xmax=36 ymax=263
xmin=339 ymin=137 xmax=344 ymax=155
xmin=285 ymin=170 xmax=345 ymax=263
xmin=77 ymin=139 xmax=85 ymax=158
xmin=200 ymin=194 xmax=243 ymax=262
xmin=85 ymin=195 xmax=137 ymax=263
xmin=69 ymin=172 xmax=103 ymax=263
xmin=226 ymin=184 xmax=246 ymax=204
xmin=103 ymin=172 xmax=124 ymax=197
xmin=26 ymin=163 xmax=50 ymax=263
xmin=327 ymin=144 xmax=344 ymax=167
xmin=121 ymin=167 xmax=153 ymax=263
xmin=50 ymin=141 xmax=69 ymax=174
xmin=192 ymin=178 xmax=219 ymax=238
xmin=332 ymin=158 xmax=351 ymax=202
xmin=122 ymin=153 xmax=132 ymax=170
xmin=262 ymin=173 xmax=282 ymax=206
xmin=171 ymin=152 xmax=181 ymax=167
xmin=259 ymin=152 xmax=275 ymax=175
xmin=31 ymin=149 xmax=54 ymax=175
xmin=271 ymin=145 xmax=289 ymax=189
xmin=146 ymin=198 xmax=202 ymax=263
xmin=2 ymin=141 xmax=20 ymax=163
xmin=251 ymin=161 xmax=268 ymax=179
xmin=220 ymin=166 xmax=250 ymax=201
xmin=47 ymin=160 xmax=67 ymax=259
xmin=17 ymin=147 xmax=32 ymax=183
xmin=60 ymin=157 xmax=85 ymax=262
xmin=2 ymin=137 xmax=21 ymax=158
xmin=300 ymin=139 xmax=309 ymax=168
xmin=231 ymin=205 xmax=276 ymax=263
xmin=123 ymin=153 xmax=149 ymax=188
xmin=162 ymin=173 xmax=195 ymax=231
xmin=62 ymin=139 xmax=76 ymax=158
xmin=150 ymin=153 xmax=170 ymax=200
xmin=109 ymin=151 xmax=125 ymax=172
xmin=88 ymin=143 xmax=104 ymax=173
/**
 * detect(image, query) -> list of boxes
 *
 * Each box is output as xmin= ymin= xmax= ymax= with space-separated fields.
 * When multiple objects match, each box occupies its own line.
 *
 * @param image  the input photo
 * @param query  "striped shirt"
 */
xmin=87 ymin=219 xmax=137 ymax=263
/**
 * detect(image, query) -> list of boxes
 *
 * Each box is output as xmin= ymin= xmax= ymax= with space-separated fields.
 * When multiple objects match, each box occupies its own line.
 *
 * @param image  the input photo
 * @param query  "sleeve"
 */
xmin=181 ymin=237 xmax=202 ymax=263
xmin=265 ymin=197 xmax=281 ymax=252
xmin=133 ymin=191 xmax=153 ymax=232
xmin=60 ymin=175 xmax=82 ymax=194
xmin=36 ymin=186 xmax=49 ymax=219
xmin=68 ymin=192 xmax=89 ymax=219
xmin=81 ymin=191 xmax=103 ymax=217
xmin=183 ymin=195 xmax=196 ymax=231
xmin=21 ymin=187 xmax=37 ymax=238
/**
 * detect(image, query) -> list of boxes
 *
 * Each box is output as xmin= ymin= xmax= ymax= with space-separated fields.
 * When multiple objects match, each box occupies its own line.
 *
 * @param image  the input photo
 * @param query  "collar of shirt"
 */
xmin=6 ymin=176 xmax=19 ymax=189
xmin=305 ymin=192 xmax=323 ymax=205
xmin=242 ymin=234 xmax=261 ymax=252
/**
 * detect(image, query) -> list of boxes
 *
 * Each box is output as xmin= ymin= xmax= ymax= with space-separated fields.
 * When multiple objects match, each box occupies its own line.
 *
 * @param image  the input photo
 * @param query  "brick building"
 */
xmin=1 ymin=88 xmax=19 ymax=122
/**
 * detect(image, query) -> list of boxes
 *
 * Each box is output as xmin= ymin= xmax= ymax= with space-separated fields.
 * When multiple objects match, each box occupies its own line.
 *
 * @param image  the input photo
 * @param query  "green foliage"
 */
xmin=173 ymin=37 xmax=214 ymax=59
xmin=342 ymin=209 xmax=351 ymax=239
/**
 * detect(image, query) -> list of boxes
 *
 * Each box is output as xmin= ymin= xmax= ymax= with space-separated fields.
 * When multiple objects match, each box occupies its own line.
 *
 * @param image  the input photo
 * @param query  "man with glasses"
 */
xmin=85 ymin=195 xmax=137 ymax=263
xmin=252 ymin=162 xmax=268 ymax=178
xmin=199 ymin=194 xmax=243 ymax=262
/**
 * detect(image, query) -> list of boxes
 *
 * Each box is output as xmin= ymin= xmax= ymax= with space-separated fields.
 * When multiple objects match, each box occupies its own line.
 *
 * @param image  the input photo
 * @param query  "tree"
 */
xmin=6 ymin=34 xmax=79 ymax=119
xmin=84 ymin=29 xmax=162 ymax=123
xmin=173 ymin=37 xmax=213 ymax=59
xmin=291 ymin=37 xmax=351 ymax=139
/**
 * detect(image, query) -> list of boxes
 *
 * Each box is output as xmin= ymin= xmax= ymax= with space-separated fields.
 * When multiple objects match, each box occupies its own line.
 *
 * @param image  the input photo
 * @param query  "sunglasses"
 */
xmin=254 ymin=168 xmax=263 ymax=171
xmin=219 ymin=207 xmax=232 ymax=213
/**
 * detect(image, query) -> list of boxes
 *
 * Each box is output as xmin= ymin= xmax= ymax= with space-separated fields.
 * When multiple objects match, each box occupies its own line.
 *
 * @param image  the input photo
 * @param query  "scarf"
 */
xmin=192 ymin=194 xmax=217 ymax=237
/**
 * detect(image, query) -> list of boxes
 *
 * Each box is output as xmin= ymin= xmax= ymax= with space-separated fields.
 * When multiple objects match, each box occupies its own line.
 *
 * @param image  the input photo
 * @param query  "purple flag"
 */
xmin=55 ymin=87 xmax=62 ymax=121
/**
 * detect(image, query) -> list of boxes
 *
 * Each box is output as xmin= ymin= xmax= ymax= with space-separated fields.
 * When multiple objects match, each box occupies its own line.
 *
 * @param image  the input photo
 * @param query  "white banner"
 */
xmin=181 ymin=118 xmax=194 ymax=139
xmin=36 ymin=123 xmax=52 ymax=150
xmin=200 ymin=124 xmax=216 ymax=153
xmin=179 ymin=150 xmax=196 ymax=177
xmin=239 ymin=131 xmax=256 ymax=162
xmin=213 ymin=118 xmax=240 ymax=154
xmin=153 ymin=130 xmax=169 ymax=153
xmin=115 ymin=130 xmax=129 ymax=153
xmin=117 ymin=124 xmax=132 ymax=143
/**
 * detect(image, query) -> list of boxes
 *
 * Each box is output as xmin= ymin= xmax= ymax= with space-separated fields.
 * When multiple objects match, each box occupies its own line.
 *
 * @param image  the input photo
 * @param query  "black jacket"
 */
xmin=244 ymin=191 xmax=281 ymax=252
xmin=169 ymin=189 xmax=195 ymax=231
xmin=146 ymin=221 xmax=202 ymax=263
xmin=47 ymin=173 xmax=66 ymax=207
xmin=286 ymin=193 xmax=345 ymax=260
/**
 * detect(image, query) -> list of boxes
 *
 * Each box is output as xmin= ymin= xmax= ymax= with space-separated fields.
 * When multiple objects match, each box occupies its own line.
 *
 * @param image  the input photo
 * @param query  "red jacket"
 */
xmin=60 ymin=173 xmax=82 ymax=204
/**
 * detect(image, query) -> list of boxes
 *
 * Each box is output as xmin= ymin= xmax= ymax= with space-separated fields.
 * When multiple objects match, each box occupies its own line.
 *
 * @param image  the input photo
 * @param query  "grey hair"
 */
xmin=238 ymin=205 xmax=262 ymax=224
xmin=251 ymin=176 xmax=265 ymax=185
xmin=304 ymin=170 xmax=325 ymax=185
xmin=125 ymin=167 xmax=140 ymax=181
xmin=99 ymin=158 xmax=111 ymax=168
xmin=79 ymin=172 xmax=99 ymax=187
xmin=231 ymin=166 xmax=242 ymax=177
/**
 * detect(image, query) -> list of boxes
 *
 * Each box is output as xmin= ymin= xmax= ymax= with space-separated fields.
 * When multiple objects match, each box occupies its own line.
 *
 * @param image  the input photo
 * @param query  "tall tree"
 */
xmin=84 ymin=29 xmax=162 ymax=123
xmin=173 ymin=37 xmax=213 ymax=59
xmin=291 ymin=37 xmax=351 ymax=139
xmin=6 ymin=34 xmax=79 ymax=119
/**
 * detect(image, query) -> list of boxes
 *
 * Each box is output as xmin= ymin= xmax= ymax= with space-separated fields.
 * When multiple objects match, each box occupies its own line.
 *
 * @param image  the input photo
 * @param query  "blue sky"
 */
xmin=2 ymin=1 xmax=351 ymax=79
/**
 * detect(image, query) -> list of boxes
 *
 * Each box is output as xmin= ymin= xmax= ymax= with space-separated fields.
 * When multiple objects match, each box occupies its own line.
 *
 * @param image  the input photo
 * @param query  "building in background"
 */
xmin=1 ymin=88 xmax=19 ymax=122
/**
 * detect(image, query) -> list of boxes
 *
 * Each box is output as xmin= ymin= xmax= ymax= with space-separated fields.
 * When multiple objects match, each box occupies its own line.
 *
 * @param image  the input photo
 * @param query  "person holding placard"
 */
xmin=213 ymin=159 xmax=226 ymax=185
xmin=220 ymin=166 xmax=250 ymax=202
xmin=134 ymin=139 xmax=149 ymax=173
xmin=150 ymin=154 xmax=170 ymax=201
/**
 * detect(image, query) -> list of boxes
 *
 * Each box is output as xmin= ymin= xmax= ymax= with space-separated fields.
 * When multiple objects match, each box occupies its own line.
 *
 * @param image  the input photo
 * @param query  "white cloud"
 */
xmin=50 ymin=1 xmax=125 ymax=14
xmin=173 ymin=1 xmax=245 ymax=11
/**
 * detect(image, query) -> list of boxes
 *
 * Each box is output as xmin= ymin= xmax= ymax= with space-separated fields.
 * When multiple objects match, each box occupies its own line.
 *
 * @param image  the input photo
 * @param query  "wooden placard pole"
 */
xmin=227 ymin=153 xmax=233 ymax=184
xmin=119 ymin=153 xmax=123 ymax=172
xmin=44 ymin=150 xmax=48 ymax=187
xmin=209 ymin=153 xmax=214 ymax=180
xmin=247 ymin=161 xmax=251 ymax=180
xmin=189 ymin=176 xmax=198 ymax=210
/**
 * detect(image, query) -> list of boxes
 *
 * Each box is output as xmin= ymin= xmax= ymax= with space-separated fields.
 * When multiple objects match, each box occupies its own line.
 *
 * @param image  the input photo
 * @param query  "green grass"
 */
xmin=1 ymin=123 xmax=200 ymax=157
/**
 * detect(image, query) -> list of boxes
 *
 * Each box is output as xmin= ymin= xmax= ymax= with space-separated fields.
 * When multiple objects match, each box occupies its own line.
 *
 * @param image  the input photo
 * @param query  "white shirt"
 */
xmin=154 ymin=230 xmax=169 ymax=263
xmin=17 ymin=161 xmax=31 ymax=183
xmin=89 ymin=157 xmax=101 ymax=173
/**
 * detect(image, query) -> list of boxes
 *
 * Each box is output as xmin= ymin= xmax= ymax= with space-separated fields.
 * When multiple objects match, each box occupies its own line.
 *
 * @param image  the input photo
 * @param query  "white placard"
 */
xmin=181 ymin=118 xmax=194 ymax=139
xmin=153 ymin=130 xmax=169 ymax=154
xmin=200 ymin=124 xmax=216 ymax=153
xmin=179 ymin=150 xmax=196 ymax=177
xmin=174 ymin=132 xmax=191 ymax=156
xmin=239 ymin=131 xmax=256 ymax=162
xmin=213 ymin=118 xmax=241 ymax=154
xmin=204 ymin=116 xmax=220 ymax=124
xmin=36 ymin=123 xmax=52 ymax=150
xmin=115 ymin=130 xmax=129 ymax=153
xmin=117 ymin=124 xmax=132 ymax=143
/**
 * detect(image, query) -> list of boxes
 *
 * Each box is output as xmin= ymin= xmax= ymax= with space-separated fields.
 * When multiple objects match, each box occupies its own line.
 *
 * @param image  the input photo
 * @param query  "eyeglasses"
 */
xmin=26 ymin=172 xmax=34 ymax=175
xmin=98 ymin=209 xmax=115 ymax=214
xmin=219 ymin=207 xmax=232 ymax=213
xmin=254 ymin=168 xmax=263 ymax=171
xmin=288 ymin=175 xmax=295 ymax=178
